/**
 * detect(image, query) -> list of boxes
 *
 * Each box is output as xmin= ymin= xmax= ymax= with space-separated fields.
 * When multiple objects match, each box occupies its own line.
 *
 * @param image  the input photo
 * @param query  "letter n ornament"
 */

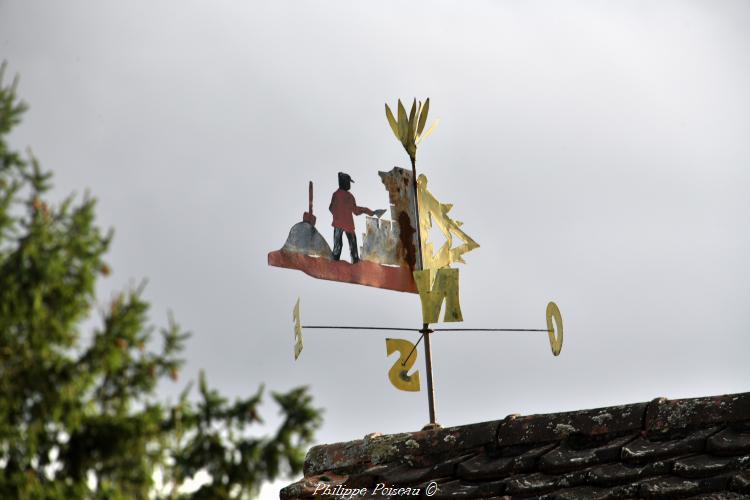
xmin=413 ymin=268 xmax=463 ymax=324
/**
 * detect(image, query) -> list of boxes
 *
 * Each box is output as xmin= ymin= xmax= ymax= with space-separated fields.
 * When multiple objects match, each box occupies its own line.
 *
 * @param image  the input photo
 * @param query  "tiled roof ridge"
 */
xmin=303 ymin=392 xmax=750 ymax=476
xmin=283 ymin=391 xmax=750 ymax=499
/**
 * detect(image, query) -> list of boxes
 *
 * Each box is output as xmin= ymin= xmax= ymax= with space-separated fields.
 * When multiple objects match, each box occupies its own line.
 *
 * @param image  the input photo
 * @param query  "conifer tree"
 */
xmin=0 ymin=63 xmax=321 ymax=499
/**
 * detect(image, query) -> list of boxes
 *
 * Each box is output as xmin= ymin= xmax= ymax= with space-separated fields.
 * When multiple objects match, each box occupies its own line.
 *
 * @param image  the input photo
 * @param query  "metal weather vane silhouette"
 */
xmin=269 ymin=98 xmax=563 ymax=427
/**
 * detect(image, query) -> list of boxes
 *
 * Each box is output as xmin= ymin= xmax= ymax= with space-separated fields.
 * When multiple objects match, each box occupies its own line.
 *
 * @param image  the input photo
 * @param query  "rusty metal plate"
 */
xmin=268 ymin=250 xmax=418 ymax=293
xmin=377 ymin=167 xmax=420 ymax=269
xmin=361 ymin=216 xmax=400 ymax=266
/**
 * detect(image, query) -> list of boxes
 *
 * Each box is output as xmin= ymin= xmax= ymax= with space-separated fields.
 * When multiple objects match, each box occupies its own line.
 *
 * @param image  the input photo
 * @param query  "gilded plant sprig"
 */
xmin=385 ymin=98 xmax=439 ymax=165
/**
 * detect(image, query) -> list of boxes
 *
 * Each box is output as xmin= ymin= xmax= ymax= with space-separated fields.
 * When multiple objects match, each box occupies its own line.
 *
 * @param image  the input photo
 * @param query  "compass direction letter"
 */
xmin=546 ymin=301 xmax=563 ymax=356
xmin=413 ymin=268 xmax=463 ymax=324
xmin=385 ymin=338 xmax=421 ymax=392
xmin=292 ymin=298 xmax=303 ymax=360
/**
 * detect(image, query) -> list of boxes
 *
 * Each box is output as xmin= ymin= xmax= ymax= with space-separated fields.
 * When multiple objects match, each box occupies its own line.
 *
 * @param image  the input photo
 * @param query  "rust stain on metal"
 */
xmin=378 ymin=167 xmax=420 ymax=269
xmin=397 ymin=211 xmax=417 ymax=269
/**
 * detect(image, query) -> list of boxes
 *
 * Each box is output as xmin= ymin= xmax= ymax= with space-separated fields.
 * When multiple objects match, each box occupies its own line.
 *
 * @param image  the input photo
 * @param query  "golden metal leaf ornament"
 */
xmin=416 ymin=119 xmax=439 ymax=144
xmin=416 ymin=100 xmax=423 ymax=133
xmin=417 ymin=98 xmax=429 ymax=135
xmin=385 ymin=104 xmax=400 ymax=140
xmin=384 ymin=97 xmax=439 ymax=164
xmin=417 ymin=174 xmax=479 ymax=270
xmin=408 ymin=98 xmax=417 ymax=141
xmin=546 ymin=301 xmax=563 ymax=356
xmin=292 ymin=298 xmax=303 ymax=360
xmin=397 ymin=100 xmax=408 ymax=142
xmin=414 ymin=268 xmax=463 ymax=324
xmin=386 ymin=338 xmax=421 ymax=391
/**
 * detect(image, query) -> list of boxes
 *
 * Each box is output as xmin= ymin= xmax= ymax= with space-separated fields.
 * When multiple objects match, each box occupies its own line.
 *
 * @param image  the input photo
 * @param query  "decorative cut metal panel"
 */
xmin=417 ymin=174 xmax=479 ymax=271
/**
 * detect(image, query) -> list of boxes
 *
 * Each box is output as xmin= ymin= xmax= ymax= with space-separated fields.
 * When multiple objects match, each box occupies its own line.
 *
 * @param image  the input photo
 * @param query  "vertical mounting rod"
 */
xmin=421 ymin=325 xmax=436 ymax=425
xmin=411 ymin=156 xmax=438 ymax=426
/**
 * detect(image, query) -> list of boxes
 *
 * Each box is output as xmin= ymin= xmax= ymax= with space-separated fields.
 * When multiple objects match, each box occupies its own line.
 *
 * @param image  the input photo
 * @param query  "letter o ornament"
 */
xmin=546 ymin=301 xmax=563 ymax=356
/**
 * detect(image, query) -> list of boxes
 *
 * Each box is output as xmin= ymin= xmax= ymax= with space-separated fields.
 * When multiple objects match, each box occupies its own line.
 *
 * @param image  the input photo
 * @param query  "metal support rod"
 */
xmin=422 ymin=324 xmax=436 ymax=425
xmin=434 ymin=328 xmax=548 ymax=332
xmin=410 ymin=155 xmax=438 ymax=426
xmin=410 ymin=157 xmax=423 ymax=270
xmin=308 ymin=181 xmax=313 ymax=214
xmin=302 ymin=325 xmax=549 ymax=333
xmin=401 ymin=333 xmax=424 ymax=366
xmin=302 ymin=326 xmax=420 ymax=332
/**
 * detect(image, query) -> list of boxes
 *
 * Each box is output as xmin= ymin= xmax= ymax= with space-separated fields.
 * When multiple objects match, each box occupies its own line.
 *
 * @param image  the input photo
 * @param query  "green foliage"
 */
xmin=384 ymin=98 xmax=438 ymax=166
xmin=0 ymin=62 xmax=322 ymax=499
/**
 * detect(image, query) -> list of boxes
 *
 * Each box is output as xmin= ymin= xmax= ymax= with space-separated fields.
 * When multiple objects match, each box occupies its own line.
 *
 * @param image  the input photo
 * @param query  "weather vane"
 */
xmin=268 ymin=98 xmax=563 ymax=428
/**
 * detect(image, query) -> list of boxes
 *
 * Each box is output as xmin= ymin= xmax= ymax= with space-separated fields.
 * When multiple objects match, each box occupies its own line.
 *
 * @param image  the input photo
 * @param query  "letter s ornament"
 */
xmin=385 ymin=338 xmax=421 ymax=391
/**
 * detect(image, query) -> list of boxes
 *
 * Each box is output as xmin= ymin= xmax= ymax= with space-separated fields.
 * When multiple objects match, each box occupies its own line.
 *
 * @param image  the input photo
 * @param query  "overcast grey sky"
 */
xmin=2 ymin=0 xmax=749 ymax=495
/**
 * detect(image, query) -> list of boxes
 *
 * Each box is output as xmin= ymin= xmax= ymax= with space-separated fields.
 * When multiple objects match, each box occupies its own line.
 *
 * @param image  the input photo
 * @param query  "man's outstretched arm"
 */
xmin=353 ymin=205 xmax=374 ymax=216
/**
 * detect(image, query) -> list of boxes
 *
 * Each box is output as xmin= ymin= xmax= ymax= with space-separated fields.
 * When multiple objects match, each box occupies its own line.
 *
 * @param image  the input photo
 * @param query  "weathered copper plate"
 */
xmin=268 ymin=250 xmax=417 ymax=293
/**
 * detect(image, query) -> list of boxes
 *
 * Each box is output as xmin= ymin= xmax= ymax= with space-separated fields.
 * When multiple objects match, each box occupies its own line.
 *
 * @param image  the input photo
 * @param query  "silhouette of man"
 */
xmin=329 ymin=172 xmax=380 ymax=263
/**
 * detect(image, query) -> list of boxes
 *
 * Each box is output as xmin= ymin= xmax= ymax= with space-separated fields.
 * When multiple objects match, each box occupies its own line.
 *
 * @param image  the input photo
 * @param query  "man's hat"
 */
xmin=338 ymin=172 xmax=354 ymax=184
